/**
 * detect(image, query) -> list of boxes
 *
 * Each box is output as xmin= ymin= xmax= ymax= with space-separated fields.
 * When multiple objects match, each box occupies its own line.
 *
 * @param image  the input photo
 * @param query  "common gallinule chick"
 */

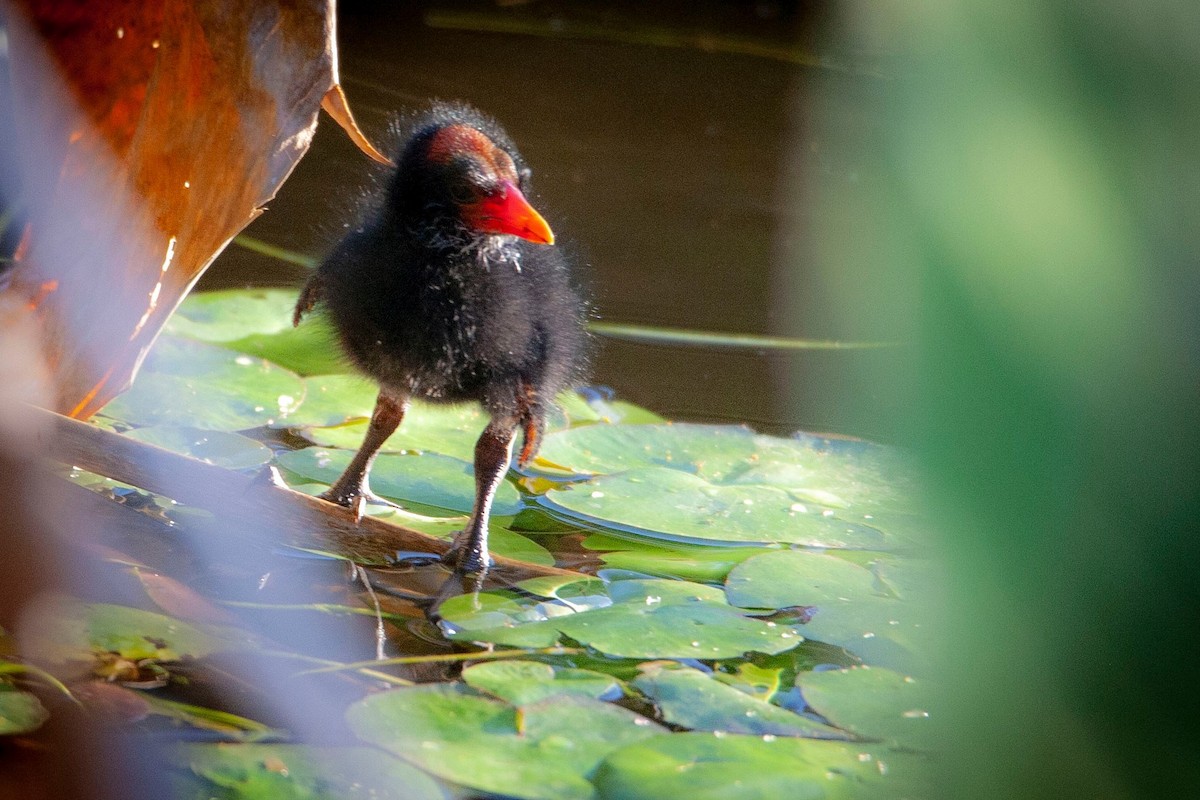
xmin=293 ymin=102 xmax=586 ymax=574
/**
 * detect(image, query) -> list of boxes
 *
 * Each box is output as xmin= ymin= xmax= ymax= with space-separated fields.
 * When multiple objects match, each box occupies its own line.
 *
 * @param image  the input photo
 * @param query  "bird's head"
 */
xmin=393 ymin=113 xmax=554 ymax=247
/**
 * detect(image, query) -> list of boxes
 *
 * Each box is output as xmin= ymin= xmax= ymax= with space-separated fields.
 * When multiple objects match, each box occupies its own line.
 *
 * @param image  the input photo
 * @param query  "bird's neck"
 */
xmin=399 ymin=215 xmax=520 ymax=269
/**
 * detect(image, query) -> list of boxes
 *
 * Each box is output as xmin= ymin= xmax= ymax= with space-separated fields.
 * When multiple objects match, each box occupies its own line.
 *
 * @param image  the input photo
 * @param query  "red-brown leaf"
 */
xmin=2 ymin=0 xmax=377 ymax=417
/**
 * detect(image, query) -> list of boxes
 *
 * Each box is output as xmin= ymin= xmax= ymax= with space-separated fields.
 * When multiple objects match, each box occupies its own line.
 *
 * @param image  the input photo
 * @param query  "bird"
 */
xmin=293 ymin=102 xmax=587 ymax=574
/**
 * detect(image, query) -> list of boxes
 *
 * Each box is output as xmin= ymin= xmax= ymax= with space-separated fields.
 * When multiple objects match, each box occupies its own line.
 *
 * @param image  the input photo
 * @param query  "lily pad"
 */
xmin=167 ymin=287 xmax=301 ymax=342
xmin=166 ymin=287 xmax=347 ymax=375
xmin=286 ymin=482 xmax=549 ymax=564
xmin=581 ymin=534 xmax=767 ymax=583
xmin=123 ymin=426 xmax=273 ymax=470
xmin=0 ymin=685 xmax=49 ymax=735
xmin=713 ymin=662 xmax=784 ymax=701
xmin=273 ymin=373 xmax=380 ymax=429
xmin=26 ymin=600 xmax=250 ymax=669
xmin=632 ymin=665 xmax=844 ymax=739
xmin=462 ymin=660 xmax=622 ymax=705
xmin=278 ymin=447 xmax=521 ymax=516
xmin=378 ymin=509 xmax=554 ymax=567
xmin=300 ymin=401 xmax=487 ymax=462
xmin=797 ymin=667 xmax=938 ymax=752
xmin=544 ymin=469 xmax=889 ymax=548
xmin=536 ymin=423 xmax=759 ymax=479
xmin=435 ymin=577 xmax=615 ymax=649
xmin=436 ymin=592 xmax=567 ymax=649
xmin=440 ymin=578 xmax=806 ymax=659
xmin=593 ymin=732 xmax=930 ymax=800
xmin=298 ymin=392 xmax=646 ymax=463
xmin=170 ymin=743 xmax=446 ymax=800
xmin=725 ymin=551 xmax=936 ymax=672
xmin=536 ymin=425 xmax=924 ymax=549
xmin=346 ymin=683 xmax=663 ymax=800
xmin=552 ymin=597 xmax=796 ymax=662
xmin=553 ymin=391 xmax=666 ymax=427
xmin=725 ymin=550 xmax=881 ymax=610
xmin=103 ymin=337 xmax=305 ymax=430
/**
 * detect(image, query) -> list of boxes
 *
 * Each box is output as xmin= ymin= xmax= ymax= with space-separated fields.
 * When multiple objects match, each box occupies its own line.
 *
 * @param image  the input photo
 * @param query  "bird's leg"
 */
xmin=320 ymin=390 xmax=409 ymax=520
xmin=516 ymin=380 xmax=544 ymax=468
xmin=518 ymin=415 xmax=544 ymax=468
xmin=445 ymin=418 xmax=517 ymax=574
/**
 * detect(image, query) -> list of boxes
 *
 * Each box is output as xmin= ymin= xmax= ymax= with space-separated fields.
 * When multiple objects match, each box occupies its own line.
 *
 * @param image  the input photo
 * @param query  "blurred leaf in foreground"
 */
xmin=0 ymin=0 xmax=381 ymax=418
xmin=805 ymin=2 xmax=1200 ymax=798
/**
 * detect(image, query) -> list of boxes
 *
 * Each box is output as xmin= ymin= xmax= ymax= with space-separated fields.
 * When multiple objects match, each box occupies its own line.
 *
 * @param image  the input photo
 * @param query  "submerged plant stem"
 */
xmin=297 ymin=646 xmax=586 ymax=676
xmin=233 ymin=235 xmax=316 ymax=268
xmin=588 ymin=321 xmax=900 ymax=351
xmin=0 ymin=660 xmax=80 ymax=704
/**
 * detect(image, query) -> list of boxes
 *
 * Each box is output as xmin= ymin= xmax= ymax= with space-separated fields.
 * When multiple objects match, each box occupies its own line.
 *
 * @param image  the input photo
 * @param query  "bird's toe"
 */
xmin=443 ymin=536 xmax=493 ymax=575
xmin=318 ymin=487 xmax=400 ymax=520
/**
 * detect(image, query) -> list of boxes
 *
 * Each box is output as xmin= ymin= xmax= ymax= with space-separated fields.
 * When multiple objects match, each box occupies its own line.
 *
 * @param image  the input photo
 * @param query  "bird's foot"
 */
xmin=443 ymin=528 xmax=493 ymax=575
xmin=319 ymin=485 xmax=401 ymax=522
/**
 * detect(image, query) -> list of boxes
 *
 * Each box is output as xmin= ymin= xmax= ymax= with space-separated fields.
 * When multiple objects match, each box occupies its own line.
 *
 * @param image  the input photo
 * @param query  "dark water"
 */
xmin=199 ymin=1 xmax=882 ymax=438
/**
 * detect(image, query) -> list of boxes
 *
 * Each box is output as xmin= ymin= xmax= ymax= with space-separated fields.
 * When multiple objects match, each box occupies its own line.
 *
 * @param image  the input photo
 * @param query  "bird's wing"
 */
xmin=293 ymin=273 xmax=325 ymax=327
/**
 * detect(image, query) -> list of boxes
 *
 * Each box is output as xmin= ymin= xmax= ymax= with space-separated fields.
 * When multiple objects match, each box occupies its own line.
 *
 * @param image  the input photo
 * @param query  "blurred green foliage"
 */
xmin=807 ymin=2 xmax=1200 ymax=798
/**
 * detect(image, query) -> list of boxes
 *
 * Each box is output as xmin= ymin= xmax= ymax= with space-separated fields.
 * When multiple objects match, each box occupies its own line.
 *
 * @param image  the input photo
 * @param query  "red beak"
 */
xmin=461 ymin=180 xmax=555 ymax=245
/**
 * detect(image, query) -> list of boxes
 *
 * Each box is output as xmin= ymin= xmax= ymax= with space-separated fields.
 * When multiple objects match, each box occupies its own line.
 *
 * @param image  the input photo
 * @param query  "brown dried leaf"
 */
xmin=322 ymin=83 xmax=393 ymax=166
xmin=1 ymin=0 xmax=379 ymax=417
xmin=135 ymin=568 xmax=239 ymax=626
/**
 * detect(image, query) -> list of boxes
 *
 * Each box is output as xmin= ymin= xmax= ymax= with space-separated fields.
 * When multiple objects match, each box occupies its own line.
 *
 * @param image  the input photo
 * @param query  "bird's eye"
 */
xmin=446 ymin=177 xmax=476 ymax=205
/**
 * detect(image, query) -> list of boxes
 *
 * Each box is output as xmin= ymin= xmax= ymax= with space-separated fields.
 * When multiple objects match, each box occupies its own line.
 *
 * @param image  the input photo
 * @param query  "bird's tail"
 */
xmin=293 ymin=274 xmax=324 ymax=327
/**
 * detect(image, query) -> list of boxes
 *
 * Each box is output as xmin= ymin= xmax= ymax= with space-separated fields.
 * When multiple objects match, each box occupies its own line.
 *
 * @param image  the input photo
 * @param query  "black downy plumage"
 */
xmin=294 ymin=102 xmax=587 ymax=573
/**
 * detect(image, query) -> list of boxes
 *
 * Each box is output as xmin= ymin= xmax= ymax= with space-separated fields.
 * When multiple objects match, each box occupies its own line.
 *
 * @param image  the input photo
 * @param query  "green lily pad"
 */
xmin=725 ymin=550 xmax=881 ymax=610
xmin=440 ymin=578 xmax=806 ymax=659
xmin=287 ymin=483 xmax=550 ymax=564
xmin=165 ymin=287 xmax=347 ymax=375
xmin=436 ymin=592 xmax=566 ymax=649
xmin=0 ymin=685 xmax=49 ymax=735
xmin=376 ymin=509 xmax=554 ymax=567
xmin=632 ymin=665 xmax=844 ymax=739
xmin=537 ymin=423 xmax=759 ymax=479
xmin=123 ymin=426 xmax=273 ymax=470
xmin=436 ymin=577 xmax=614 ymax=649
xmin=273 ymin=373 xmax=380 ymax=429
xmin=516 ymin=575 xmax=608 ymax=600
xmin=167 ymin=287 xmax=300 ymax=343
xmin=300 ymin=400 xmax=488 ymax=462
xmin=553 ymin=392 xmax=666 ymax=427
xmin=554 ymin=592 xmax=806 ymax=662
xmin=277 ymin=447 xmax=521 ymax=516
xmin=462 ymin=660 xmax=622 ymax=705
xmin=608 ymin=577 xmax=728 ymax=605
xmin=27 ymin=600 xmax=251 ymax=668
xmin=544 ymin=469 xmax=889 ymax=548
xmin=170 ymin=743 xmax=446 ymax=800
xmin=536 ymin=425 xmax=924 ymax=549
xmin=582 ymin=533 xmax=771 ymax=582
xmin=593 ymin=732 xmax=931 ymax=800
xmin=797 ymin=667 xmax=938 ymax=752
xmin=346 ymin=683 xmax=663 ymax=800
xmin=299 ymin=393 xmax=648 ymax=463
xmin=712 ymin=662 xmax=783 ymax=701
xmin=103 ymin=337 xmax=305 ymax=430
xmin=725 ymin=551 xmax=937 ymax=672
xmin=511 ymin=508 xmax=581 ymax=533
